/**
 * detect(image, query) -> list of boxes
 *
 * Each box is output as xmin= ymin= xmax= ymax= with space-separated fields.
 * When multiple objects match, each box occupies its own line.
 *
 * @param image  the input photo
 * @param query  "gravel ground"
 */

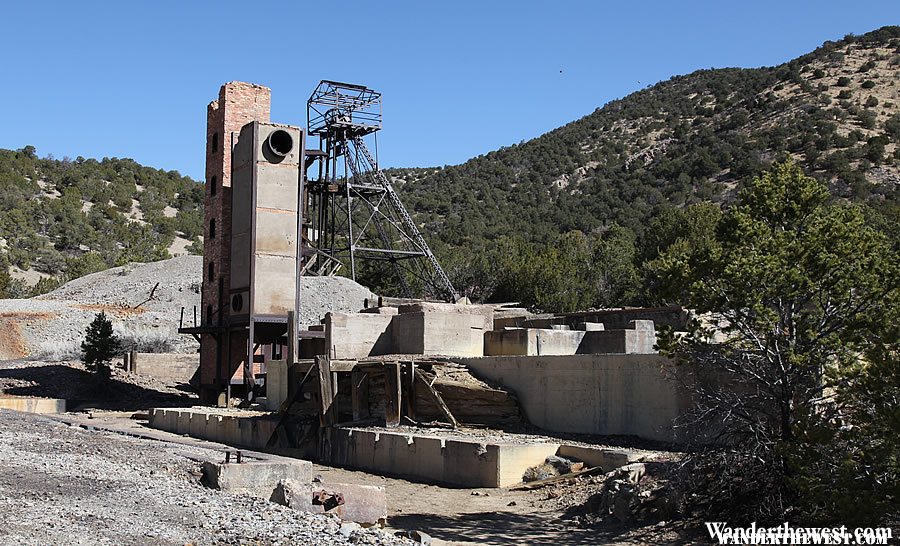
xmin=0 ymin=409 xmax=413 ymax=546
xmin=0 ymin=256 xmax=376 ymax=360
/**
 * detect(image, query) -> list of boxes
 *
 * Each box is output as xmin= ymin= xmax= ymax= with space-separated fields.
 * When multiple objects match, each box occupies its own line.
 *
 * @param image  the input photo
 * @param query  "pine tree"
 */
xmin=81 ymin=312 xmax=121 ymax=378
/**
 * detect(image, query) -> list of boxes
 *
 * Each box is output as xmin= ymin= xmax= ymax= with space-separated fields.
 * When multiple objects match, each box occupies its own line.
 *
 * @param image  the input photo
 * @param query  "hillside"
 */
xmin=0 ymin=150 xmax=204 ymax=296
xmin=391 ymin=26 xmax=900 ymax=247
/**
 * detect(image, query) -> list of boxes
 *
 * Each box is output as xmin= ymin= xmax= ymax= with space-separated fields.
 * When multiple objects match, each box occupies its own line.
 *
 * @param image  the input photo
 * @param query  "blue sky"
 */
xmin=1 ymin=1 xmax=896 ymax=180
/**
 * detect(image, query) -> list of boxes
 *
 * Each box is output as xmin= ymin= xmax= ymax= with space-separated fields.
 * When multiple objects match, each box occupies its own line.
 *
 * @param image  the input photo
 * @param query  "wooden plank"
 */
xmin=317 ymin=355 xmax=335 ymax=426
xmin=330 ymin=360 xmax=360 ymax=372
xmin=414 ymin=369 xmax=458 ymax=429
xmin=510 ymin=466 xmax=604 ymax=491
xmin=406 ymin=361 xmax=417 ymax=421
xmin=351 ymin=371 xmax=370 ymax=421
xmin=384 ymin=363 xmax=401 ymax=428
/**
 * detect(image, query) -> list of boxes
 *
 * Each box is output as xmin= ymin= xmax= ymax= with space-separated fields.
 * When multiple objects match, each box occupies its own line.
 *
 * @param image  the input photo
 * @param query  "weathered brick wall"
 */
xmin=199 ymin=82 xmax=270 ymax=403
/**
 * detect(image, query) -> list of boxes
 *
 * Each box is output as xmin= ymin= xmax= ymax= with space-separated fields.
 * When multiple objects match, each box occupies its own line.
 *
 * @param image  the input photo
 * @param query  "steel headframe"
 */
xmin=304 ymin=80 xmax=459 ymax=302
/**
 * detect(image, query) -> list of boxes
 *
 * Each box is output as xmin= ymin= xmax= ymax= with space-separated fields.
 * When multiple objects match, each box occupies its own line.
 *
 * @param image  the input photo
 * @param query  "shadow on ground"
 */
xmin=0 ymin=363 xmax=196 ymax=411
xmin=390 ymin=510 xmax=699 ymax=545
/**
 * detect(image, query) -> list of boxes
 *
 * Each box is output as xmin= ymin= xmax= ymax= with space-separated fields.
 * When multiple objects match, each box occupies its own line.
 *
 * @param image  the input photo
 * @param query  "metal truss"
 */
xmin=304 ymin=81 xmax=459 ymax=301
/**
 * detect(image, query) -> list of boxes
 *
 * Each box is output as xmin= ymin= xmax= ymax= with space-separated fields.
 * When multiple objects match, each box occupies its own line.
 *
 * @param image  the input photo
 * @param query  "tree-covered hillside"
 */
xmin=381 ymin=27 xmax=900 ymax=306
xmin=0 ymin=147 xmax=203 ymax=296
xmin=393 ymin=27 xmax=899 ymax=240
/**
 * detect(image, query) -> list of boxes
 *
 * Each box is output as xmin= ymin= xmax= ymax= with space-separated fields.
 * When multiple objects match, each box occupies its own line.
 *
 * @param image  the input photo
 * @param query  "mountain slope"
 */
xmin=0 ymin=150 xmax=204 ymax=295
xmin=392 ymin=26 xmax=900 ymax=247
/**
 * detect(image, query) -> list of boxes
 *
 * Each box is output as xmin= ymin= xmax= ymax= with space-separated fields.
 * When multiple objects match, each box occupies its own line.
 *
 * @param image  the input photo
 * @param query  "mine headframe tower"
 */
xmin=304 ymin=80 xmax=459 ymax=302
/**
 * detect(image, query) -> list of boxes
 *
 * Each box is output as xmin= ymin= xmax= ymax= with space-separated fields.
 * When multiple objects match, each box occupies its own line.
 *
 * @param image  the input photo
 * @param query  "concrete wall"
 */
xmin=327 ymin=428 xmax=559 ymax=487
xmin=0 ymin=396 xmax=65 ymax=414
xmin=484 ymin=329 xmax=585 ymax=356
xmin=577 ymin=329 xmax=656 ymax=355
xmin=149 ymin=408 xmax=304 ymax=457
xmin=484 ymin=326 xmax=656 ymax=356
xmin=453 ymin=354 xmax=693 ymax=443
xmin=130 ymin=353 xmax=199 ymax=384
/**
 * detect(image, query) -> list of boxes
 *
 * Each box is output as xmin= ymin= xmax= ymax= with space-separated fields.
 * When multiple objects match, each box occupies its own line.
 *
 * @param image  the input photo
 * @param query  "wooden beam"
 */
xmin=414 ymin=369 xmax=458 ymax=429
xmin=406 ymin=361 xmax=417 ymax=422
xmin=384 ymin=363 xmax=402 ymax=428
xmin=317 ymin=355 xmax=335 ymax=426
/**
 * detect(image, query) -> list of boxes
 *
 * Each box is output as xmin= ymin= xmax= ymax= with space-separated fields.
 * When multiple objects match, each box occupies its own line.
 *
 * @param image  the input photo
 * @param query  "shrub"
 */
xmin=861 ymin=80 xmax=876 ymax=89
xmin=837 ymin=76 xmax=851 ymax=86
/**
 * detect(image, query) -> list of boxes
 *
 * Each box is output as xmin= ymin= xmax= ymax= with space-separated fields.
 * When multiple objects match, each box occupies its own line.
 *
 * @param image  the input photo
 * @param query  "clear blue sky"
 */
xmin=1 ymin=1 xmax=896 ymax=180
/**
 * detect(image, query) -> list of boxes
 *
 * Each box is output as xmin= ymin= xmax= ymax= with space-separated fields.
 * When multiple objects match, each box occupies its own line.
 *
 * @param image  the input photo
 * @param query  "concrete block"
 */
xmin=556 ymin=445 xmax=643 ymax=471
xmin=393 ymin=311 xmax=488 ymax=357
xmin=629 ymin=320 xmax=655 ymax=331
xmin=272 ymin=479 xmax=387 ymax=524
xmin=578 ymin=329 xmax=657 ymax=354
xmin=575 ymin=322 xmax=605 ymax=331
xmin=325 ymin=312 xmax=393 ymax=359
xmin=484 ymin=328 xmax=585 ymax=356
xmin=201 ymin=459 xmax=313 ymax=499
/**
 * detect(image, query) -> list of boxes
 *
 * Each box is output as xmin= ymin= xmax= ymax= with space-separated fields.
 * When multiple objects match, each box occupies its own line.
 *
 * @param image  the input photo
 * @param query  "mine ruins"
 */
xmin=158 ymin=81 xmax=704 ymax=536
xmin=0 ymin=81 xmax=719 ymax=545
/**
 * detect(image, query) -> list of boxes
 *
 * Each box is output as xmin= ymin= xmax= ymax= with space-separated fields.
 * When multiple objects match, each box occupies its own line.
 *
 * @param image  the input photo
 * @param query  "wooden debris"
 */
xmin=414 ymin=369 xmax=458 ymax=429
xmin=510 ymin=466 xmax=605 ymax=491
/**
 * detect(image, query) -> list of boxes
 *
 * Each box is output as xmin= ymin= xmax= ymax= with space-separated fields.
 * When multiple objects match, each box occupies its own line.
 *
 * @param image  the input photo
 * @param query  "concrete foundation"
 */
xmin=325 ymin=302 xmax=493 ymax=359
xmin=327 ymin=428 xmax=560 ymax=488
xmin=0 ymin=396 xmax=66 ymax=414
xmin=453 ymin=354 xmax=692 ymax=442
xmin=148 ymin=407 xmax=646 ymax=487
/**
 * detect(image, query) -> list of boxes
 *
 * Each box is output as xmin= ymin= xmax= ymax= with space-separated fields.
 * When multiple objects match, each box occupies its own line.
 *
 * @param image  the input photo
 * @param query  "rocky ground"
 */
xmin=0 ymin=409 xmax=414 ymax=546
xmin=0 ymin=256 xmax=376 ymax=360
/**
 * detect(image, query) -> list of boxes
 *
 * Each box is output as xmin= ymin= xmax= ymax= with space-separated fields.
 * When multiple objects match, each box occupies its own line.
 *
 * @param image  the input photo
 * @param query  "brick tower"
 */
xmin=199 ymin=82 xmax=271 ymax=404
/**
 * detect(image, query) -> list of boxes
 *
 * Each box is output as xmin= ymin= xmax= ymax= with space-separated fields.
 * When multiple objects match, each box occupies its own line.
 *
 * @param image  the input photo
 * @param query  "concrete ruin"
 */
xmin=159 ymin=81 xmax=712 ymax=522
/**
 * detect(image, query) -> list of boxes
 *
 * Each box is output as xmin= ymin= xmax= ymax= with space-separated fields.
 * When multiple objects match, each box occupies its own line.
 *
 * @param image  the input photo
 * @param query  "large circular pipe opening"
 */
xmin=267 ymin=130 xmax=293 ymax=157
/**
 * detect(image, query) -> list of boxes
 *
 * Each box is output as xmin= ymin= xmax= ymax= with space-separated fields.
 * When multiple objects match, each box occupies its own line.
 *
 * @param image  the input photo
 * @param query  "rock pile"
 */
xmin=0 ymin=256 xmax=376 ymax=360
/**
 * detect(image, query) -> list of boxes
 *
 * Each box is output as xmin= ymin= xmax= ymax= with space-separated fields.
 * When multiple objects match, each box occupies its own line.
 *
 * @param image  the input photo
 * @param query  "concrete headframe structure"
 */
xmin=195 ymin=82 xmax=304 ymax=404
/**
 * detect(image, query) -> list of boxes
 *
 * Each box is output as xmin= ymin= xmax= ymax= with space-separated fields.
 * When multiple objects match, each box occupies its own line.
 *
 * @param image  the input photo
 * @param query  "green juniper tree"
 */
xmin=81 ymin=312 xmax=121 ymax=379
xmin=652 ymin=160 xmax=898 ymax=523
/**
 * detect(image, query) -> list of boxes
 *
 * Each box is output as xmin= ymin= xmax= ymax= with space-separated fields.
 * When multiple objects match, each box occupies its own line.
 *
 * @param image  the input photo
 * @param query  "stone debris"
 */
xmin=0 ymin=409 xmax=414 ymax=546
xmin=523 ymin=455 xmax=584 ymax=482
